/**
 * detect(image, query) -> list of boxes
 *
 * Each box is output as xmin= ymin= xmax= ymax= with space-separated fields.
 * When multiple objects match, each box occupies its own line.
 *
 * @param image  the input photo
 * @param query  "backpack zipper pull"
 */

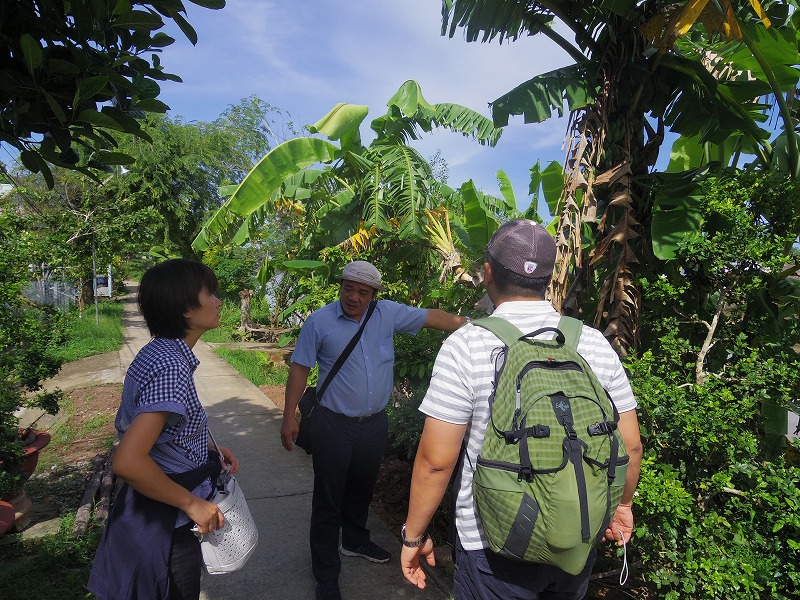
xmin=512 ymin=408 xmax=521 ymax=432
xmin=513 ymin=380 xmax=522 ymax=431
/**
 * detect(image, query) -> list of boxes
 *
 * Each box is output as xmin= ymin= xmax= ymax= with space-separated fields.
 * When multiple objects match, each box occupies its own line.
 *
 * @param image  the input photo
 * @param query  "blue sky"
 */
xmin=157 ymin=0 xmax=573 ymax=215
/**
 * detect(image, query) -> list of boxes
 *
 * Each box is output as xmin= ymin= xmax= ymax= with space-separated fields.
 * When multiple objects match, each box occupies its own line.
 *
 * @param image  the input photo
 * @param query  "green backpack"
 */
xmin=472 ymin=316 xmax=629 ymax=575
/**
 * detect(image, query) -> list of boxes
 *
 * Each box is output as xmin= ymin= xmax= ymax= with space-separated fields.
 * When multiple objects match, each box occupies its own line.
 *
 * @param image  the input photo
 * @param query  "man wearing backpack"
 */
xmin=399 ymin=219 xmax=643 ymax=599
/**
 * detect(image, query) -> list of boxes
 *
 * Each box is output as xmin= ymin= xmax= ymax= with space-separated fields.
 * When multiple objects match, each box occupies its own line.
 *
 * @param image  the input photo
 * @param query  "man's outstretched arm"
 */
xmin=423 ymin=309 xmax=468 ymax=332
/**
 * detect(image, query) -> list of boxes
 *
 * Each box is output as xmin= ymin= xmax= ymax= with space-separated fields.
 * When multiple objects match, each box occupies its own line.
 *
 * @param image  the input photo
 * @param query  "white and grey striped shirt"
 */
xmin=419 ymin=300 xmax=637 ymax=551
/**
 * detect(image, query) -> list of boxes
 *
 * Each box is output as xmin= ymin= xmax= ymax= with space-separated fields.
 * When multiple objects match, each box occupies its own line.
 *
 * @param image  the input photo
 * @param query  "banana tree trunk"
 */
xmin=551 ymin=15 xmax=650 ymax=356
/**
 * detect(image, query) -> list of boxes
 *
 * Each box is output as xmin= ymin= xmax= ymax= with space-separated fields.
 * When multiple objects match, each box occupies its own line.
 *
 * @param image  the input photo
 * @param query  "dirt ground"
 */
xmin=44 ymin=384 xmax=122 ymax=464
xmin=24 ymin=384 xmax=122 ymax=518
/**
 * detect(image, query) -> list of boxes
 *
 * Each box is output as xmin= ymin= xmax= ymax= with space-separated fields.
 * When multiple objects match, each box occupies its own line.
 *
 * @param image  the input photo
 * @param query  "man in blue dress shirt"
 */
xmin=281 ymin=260 xmax=467 ymax=600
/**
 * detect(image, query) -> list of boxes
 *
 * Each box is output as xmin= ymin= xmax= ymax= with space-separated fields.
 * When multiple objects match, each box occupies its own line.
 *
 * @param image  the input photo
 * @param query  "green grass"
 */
xmin=83 ymin=414 xmax=112 ymax=432
xmin=51 ymin=301 xmax=125 ymax=362
xmin=0 ymin=513 xmax=102 ymax=600
xmin=213 ymin=348 xmax=289 ymax=387
xmin=34 ymin=391 xmax=117 ymax=473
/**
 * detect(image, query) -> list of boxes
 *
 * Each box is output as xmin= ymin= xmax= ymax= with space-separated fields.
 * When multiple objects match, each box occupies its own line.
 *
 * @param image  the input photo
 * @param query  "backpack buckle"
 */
xmin=564 ymin=422 xmax=578 ymax=440
xmin=517 ymin=466 xmax=533 ymax=482
xmin=587 ymin=421 xmax=616 ymax=436
xmin=528 ymin=424 xmax=550 ymax=438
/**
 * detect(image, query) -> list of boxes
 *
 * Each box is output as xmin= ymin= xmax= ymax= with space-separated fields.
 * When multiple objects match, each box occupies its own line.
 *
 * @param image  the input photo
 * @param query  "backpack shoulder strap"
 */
xmin=557 ymin=315 xmax=583 ymax=351
xmin=472 ymin=316 xmax=524 ymax=346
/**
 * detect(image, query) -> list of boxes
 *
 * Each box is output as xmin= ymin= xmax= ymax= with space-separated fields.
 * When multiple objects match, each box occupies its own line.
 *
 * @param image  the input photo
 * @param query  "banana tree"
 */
xmin=193 ymin=80 xmax=502 ymax=261
xmin=442 ymin=0 xmax=798 ymax=355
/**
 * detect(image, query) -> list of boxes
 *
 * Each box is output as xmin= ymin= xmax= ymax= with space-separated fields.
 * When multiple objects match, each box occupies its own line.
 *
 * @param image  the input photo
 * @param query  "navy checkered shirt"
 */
xmin=115 ymin=337 xmax=211 ymax=525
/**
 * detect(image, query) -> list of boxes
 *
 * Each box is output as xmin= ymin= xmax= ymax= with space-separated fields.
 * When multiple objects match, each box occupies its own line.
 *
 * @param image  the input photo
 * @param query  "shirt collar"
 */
xmin=171 ymin=337 xmax=200 ymax=371
xmin=492 ymin=300 xmax=557 ymax=318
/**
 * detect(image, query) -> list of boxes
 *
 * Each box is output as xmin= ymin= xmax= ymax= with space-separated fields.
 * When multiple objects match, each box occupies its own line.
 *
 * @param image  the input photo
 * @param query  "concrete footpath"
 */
xmin=40 ymin=285 xmax=448 ymax=600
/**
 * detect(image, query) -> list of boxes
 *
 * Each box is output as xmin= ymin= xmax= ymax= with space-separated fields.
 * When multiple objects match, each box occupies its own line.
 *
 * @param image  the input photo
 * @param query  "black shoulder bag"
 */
xmin=295 ymin=300 xmax=377 ymax=454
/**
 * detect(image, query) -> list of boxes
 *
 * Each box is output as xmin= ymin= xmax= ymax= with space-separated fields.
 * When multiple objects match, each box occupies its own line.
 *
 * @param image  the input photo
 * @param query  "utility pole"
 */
xmin=92 ymin=233 xmax=99 ymax=326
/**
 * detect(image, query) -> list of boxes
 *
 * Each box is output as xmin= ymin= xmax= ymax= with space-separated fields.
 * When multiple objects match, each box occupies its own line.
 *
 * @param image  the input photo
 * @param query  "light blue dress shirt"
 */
xmin=292 ymin=299 xmax=427 ymax=417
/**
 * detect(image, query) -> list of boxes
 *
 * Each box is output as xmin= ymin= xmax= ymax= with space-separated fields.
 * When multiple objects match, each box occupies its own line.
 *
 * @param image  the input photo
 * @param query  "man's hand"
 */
xmin=400 ymin=537 xmax=435 ymax=589
xmin=604 ymin=503 xmax=633 ymax=546
xmin=280 ymin=415 xmax=299 ymax=452
xmin=282 ymin=362 xmax=310 ymax=451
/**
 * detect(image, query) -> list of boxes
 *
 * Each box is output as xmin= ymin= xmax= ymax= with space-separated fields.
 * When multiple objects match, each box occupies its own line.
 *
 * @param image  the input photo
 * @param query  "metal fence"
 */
xmin=22 ymin=280 xmax=78 ymax=311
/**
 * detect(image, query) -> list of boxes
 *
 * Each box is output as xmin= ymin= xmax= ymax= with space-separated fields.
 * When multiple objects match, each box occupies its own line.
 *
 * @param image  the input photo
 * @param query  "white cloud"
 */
xmin=160 ymin=0 xmax=576 ymax=212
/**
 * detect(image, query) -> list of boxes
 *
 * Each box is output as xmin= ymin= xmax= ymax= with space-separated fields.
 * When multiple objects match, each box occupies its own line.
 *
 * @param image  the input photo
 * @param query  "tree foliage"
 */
xmin=442 ymin=0 xmax=800 ymax=355
xmin=0 ymin=0 xmax=225 ymax=187
xmin=7 ymin=95 xmax=286 ymax=311
xmin=626 ymin=172 xmax=800 ymax=598
xmin=0 ymin=192 xmax=64 ymax=498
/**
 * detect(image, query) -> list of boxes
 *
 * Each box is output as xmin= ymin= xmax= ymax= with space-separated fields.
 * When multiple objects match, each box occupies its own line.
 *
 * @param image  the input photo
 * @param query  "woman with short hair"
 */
xmin=89 ymin=259 xmax=239 ymax=600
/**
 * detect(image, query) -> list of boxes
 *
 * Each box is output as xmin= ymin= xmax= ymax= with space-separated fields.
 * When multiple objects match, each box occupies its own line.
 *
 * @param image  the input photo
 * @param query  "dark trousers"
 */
xmin=310 ymin=405 xmax=387 ymax=583
xmin=168 ymin=523 xmax=203 ymax=600
xmin=453 ymin=537 xmax=595 ymax=600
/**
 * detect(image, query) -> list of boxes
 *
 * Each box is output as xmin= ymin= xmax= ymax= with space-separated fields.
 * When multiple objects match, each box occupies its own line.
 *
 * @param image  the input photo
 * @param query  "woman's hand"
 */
xmin=186 ymin=495 xmax=225 ymax=535
xmin=215 ymin=444 xmax=239 ymax=474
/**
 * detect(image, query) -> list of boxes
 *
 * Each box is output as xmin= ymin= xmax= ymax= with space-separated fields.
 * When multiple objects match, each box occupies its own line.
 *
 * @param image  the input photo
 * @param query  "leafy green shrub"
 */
xmin=626 ymin=172 xmax=800 ymax=598
xmin=203 ymin=245 xmax=262 ymax=302
xmin=629 ymin=336 xmax=800 ymax=598
xmin=633 ymin=444 xmax=800 ymax=599
xmin=394 ymin=328 xmax=448 ymax=388
xmin=386 ymin=387 xmax=427 ymax=460
xmin=387 ymin=328 xmax=449 ymax=458
xmin=0 ymin=513 xmax=102 ymax=599
xmin=0 ymin=202 xmax=65 ymax=497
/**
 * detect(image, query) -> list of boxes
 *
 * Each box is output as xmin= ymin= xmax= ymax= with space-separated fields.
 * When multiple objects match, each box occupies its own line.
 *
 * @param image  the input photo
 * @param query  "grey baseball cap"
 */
xmin=339 ymin=260 xmax=384 ymax=290
xmin=487 ymin=219 xmax=556 ymax=278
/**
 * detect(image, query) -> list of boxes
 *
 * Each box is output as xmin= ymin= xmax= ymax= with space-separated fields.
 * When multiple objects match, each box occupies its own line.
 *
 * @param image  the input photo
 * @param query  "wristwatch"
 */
xmin=401 ymin=524 xmax=429 ymax=548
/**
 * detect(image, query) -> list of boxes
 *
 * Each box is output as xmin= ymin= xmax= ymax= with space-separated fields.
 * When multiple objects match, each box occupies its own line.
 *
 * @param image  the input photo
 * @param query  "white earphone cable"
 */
xmin=616 ymin=527 xmax=629 ymax=586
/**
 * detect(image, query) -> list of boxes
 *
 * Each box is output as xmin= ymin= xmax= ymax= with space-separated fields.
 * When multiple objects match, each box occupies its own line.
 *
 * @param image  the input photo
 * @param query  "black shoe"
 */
xmin=315 ymin=581 xmax=342 ymax=600
xmin=339 ymin=540 xmax=391 ymax=563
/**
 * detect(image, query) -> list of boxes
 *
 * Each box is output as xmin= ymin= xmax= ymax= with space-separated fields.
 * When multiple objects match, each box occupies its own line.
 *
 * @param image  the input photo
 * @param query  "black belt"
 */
xmin=321 ymin=405 xmax=384 ymax=423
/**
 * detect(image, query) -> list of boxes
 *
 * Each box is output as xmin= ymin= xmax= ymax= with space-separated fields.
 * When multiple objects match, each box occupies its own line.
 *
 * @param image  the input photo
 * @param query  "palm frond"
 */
xmin=433 ymin=103 xmax=502 ymax=146
xmin=490 ymin=62 xmax=597 ymax=126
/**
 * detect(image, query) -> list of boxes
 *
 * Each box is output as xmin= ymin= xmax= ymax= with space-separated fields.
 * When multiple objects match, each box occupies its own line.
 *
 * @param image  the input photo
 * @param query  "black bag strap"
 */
xmin=317 ymin=300 xmax=377 ymax=401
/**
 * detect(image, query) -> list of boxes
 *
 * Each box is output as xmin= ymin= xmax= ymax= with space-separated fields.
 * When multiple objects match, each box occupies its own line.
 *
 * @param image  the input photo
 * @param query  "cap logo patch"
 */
xmin=524 ymin=261 xmax=538 ymax=274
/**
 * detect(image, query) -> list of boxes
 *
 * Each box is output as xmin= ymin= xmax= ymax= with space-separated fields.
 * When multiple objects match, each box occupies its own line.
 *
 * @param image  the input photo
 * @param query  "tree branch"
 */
xmin=695 ymin=289 xmax=727 ymax=385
